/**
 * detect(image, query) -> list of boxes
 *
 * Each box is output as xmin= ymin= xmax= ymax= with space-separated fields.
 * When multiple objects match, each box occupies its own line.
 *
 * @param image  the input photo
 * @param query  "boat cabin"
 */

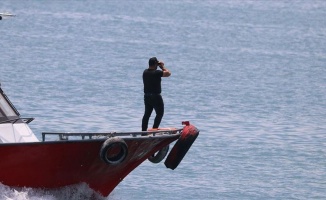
xmin=0 ymin=85 xmax=38 ymax=143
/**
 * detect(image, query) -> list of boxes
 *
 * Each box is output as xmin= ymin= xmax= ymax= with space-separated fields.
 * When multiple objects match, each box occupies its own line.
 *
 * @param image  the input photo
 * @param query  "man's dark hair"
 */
xmin=149 ymin=57 xmax=159 ymax=66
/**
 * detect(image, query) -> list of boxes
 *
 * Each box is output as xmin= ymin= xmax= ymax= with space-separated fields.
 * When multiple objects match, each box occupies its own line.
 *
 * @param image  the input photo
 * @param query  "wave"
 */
xmin=0 ymin=183 xmax=107 ymax=200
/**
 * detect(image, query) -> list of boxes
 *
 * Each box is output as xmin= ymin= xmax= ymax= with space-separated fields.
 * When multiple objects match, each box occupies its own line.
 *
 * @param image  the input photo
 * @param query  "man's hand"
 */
xmin=158 ymin=61 xmax=165 ymax=69
xmin=158 ymin=61 xmax=171 ymax=77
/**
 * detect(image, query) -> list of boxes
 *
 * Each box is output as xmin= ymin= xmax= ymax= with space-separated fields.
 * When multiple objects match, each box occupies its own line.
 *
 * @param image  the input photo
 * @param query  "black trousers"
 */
xmin=141 ymin=94 xmax=164 ymax=131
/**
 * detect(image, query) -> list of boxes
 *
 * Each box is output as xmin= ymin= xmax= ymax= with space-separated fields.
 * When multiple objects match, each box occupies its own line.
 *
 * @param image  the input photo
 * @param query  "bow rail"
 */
xmin=42 ymin=128 xmax=182 ymax=142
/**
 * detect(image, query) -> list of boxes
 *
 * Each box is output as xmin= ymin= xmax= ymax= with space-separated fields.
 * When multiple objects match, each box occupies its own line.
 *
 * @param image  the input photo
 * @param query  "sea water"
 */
xmin=0 ymin=0 xmax=325 ymax=199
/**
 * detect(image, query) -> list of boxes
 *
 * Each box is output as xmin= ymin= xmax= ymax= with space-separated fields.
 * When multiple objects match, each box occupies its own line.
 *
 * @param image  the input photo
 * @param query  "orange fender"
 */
xmin=164 ymin=122 xmax=199 ymax=170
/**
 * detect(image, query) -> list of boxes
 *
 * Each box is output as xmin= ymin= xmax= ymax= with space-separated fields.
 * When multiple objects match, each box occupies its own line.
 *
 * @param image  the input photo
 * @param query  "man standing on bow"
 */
xmin=142 ymin=57 xmax=171 ymax=132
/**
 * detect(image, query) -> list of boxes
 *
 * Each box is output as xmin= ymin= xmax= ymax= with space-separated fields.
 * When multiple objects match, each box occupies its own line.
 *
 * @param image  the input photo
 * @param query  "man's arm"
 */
xmin=158 ymin=61 xmax=171 ymax=77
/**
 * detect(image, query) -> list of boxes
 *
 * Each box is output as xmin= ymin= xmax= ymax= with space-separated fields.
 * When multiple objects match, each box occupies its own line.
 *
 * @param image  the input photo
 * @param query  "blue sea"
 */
xmin=1 ymin=0 xmax=325 ymax=199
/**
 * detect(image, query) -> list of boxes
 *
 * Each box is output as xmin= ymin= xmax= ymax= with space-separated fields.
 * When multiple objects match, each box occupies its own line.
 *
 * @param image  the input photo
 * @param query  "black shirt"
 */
xmin=143 ymin=69 xmax=163 ymax=94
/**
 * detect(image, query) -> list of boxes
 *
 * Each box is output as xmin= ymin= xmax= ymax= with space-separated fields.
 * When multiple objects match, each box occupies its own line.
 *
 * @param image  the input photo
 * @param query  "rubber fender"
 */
xmin=164 ymin=124 xmax=199 ymax=170
xmin=148 ymin=145 xmax=169 ymax=164
xmin=100 ymin=137 xmax=128 ymax=165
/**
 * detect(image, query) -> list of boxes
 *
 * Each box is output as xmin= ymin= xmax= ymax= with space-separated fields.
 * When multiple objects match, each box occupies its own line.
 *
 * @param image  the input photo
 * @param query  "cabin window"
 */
xmin=0 ymin=109 xmax=4 ymax=117
xmin=0 ymin=95 xmax=17 ymax=117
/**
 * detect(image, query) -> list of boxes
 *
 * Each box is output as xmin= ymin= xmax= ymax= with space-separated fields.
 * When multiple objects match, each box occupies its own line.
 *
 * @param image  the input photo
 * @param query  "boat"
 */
xmin=0 ymin=13 xmax=15 ymax=20
xmin=0 ymin=83 xmax=199 ymax=197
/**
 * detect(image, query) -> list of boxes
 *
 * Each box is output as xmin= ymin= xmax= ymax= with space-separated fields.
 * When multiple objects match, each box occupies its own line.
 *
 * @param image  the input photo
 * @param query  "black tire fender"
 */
xmin=148 ymin=145 xmax=169 ymax=164
xmin=100 ymin=137 xmax=128 ymax=165
xmin=164 ymin=124 xmax=199 ymax=170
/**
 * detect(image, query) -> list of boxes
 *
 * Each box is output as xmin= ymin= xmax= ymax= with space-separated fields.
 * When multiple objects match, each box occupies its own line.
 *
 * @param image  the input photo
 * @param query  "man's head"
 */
xmin=149 ymin=57 xmax=159 ymax=67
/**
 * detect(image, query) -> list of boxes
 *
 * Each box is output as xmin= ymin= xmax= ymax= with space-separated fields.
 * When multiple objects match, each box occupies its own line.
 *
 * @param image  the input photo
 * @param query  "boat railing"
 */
xmin=41 ymin=128 xmax=182 ymax=142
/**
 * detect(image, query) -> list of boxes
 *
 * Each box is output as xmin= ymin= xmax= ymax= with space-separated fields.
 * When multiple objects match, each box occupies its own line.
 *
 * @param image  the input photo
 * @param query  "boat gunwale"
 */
xmin=0 ymin=128 xmax=182 ymax=146
xmin=41 ymin=128 xmax=182 ymax=141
